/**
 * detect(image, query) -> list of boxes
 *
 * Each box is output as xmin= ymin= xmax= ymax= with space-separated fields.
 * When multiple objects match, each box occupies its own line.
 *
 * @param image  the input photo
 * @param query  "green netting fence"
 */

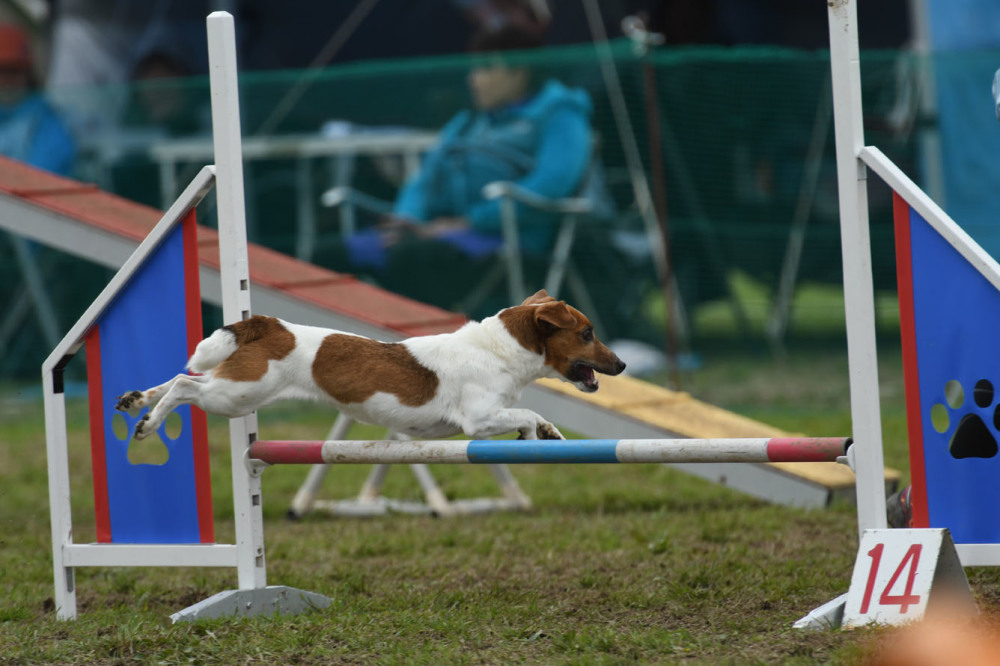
xmin=1 ymin=42 xmax=925 ymax=377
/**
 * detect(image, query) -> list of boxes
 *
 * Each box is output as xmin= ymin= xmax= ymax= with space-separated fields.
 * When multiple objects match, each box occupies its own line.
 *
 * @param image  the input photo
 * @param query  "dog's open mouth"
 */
xmin=570 ymin=362 xmax=599 ymax=392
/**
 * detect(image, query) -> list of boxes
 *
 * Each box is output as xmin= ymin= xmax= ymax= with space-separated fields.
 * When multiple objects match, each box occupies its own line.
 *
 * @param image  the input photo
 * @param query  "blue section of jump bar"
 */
xmin=466 ymin=439 xmax=621 ymax=464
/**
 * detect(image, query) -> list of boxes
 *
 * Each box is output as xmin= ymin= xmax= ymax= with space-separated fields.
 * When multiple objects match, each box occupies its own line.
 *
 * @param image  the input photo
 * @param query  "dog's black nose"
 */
xmin=614 ymin=356 xmax=626 ymax=375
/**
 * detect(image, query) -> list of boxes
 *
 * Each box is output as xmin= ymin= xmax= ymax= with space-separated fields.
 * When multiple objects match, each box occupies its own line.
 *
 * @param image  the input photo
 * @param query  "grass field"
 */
xmin=2 ymin=282 xmax=999 ymax=663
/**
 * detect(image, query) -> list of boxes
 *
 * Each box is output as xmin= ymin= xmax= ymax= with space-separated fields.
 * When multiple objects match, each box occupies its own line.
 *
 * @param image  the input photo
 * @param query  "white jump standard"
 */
xmin=249 ymin=437 xmax=852 ymax=466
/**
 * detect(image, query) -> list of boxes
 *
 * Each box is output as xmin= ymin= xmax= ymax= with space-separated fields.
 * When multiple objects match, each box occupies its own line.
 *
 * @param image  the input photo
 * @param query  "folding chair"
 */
xmin=318 ymin=149 xmax=615 ymax=331
xmin=460 ymin=178 xmax=606 ymax=332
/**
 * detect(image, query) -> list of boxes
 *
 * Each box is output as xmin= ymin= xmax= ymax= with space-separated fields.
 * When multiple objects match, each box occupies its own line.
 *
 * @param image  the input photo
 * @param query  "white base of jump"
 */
xmin=286 ymin=415 xmax=534 ymax=519
xmin=289 ymin=462 xmax=533 ymax=519
xmin=170 ymin=586 xmax=332 ymax=623
xmin=312 ymin=496 xmax=530 ymax=517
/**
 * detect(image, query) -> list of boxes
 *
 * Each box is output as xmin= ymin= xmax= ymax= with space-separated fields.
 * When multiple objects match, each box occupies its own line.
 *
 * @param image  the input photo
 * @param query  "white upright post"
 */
xmin=797 ymin=2 xmax=919 ymax=627
xmin=170 ymin=12 xmax=331 ymax=621
xmin=826 ymin=0 xmax=887 ymax=534
xmin=206 ymin=10 xmax=267 ymax=592
xmin=43 ymin=365 xmax=76 ymax=620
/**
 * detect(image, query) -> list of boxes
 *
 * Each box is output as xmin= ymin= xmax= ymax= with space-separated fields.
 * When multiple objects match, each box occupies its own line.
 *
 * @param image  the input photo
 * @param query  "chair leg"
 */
xmin=294 ymin=159 xmax=316 ymax=261
xmin=461 ymin=260 xmax=506 ymax=313
xmin=544 ymin=216 xmax=578 ymax=298
xmin=565 ymin=263 xmax=607 ymax=337
xmin=499 ymin=196 xmax=527 ymax=303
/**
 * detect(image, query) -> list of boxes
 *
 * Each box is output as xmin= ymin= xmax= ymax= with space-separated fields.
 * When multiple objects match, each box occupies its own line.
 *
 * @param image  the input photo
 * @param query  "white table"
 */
xmin=149 ymin=130 xmax=438 ymax=259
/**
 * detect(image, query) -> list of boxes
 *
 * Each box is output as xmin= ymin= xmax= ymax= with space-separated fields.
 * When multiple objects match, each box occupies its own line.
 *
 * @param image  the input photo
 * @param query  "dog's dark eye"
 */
xmin=580 ymin=327 xmax=594 ymax=343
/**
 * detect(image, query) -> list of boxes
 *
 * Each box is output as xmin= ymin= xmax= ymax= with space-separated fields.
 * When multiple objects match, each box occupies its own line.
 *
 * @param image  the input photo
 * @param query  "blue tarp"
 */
xmin=926 ymin=0 xmax=1000 ymax=258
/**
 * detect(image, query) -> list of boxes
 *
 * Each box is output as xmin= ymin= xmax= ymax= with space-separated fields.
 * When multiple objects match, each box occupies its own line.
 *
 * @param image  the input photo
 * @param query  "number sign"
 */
xmin=844 ymin=529 xmax=974 ymax=627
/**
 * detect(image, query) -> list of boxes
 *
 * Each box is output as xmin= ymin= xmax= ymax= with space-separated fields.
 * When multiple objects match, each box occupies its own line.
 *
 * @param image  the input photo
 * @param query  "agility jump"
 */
xmin=40 ymin=11 xmax=862 ymax=623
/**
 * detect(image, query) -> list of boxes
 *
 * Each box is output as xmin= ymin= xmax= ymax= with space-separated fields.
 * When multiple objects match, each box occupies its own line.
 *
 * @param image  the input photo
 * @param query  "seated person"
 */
xmin=322 ymin=25 xmax=596 ymax=311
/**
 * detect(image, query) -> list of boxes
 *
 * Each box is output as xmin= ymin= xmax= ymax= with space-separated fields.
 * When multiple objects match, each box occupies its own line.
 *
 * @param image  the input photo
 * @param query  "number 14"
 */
xmin=860 ymin=543 xmax=923 ymax=614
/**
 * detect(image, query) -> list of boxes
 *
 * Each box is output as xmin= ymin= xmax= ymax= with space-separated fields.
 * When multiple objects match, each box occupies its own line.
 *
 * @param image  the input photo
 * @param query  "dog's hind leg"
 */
xmin=131 ymin=374 xmax=212 ymax=440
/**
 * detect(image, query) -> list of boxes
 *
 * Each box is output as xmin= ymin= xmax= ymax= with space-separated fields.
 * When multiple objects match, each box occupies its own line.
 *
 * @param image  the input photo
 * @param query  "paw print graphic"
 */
xmin=930 ymin=379 xmax=1000 ymax=459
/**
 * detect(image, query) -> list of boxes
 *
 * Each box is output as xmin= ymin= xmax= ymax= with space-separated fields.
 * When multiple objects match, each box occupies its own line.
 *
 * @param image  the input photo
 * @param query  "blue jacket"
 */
xmin=393 ymin=79 xmax=593 ymax=254
xmin=0 ymin=93 xmax=76 ymax=176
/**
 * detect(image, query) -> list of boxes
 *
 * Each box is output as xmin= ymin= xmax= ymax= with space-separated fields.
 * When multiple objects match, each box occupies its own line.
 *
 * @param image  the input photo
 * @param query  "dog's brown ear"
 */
xmin=534 ymin=300 xmax=577 ymax=329
xmin=522 ymin=289 xmax=556 ymax=306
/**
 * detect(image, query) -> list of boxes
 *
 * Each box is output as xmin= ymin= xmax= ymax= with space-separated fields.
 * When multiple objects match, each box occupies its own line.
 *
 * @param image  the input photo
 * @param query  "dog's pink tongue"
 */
xmin=581 ymin=366 xmax=597 ymax=388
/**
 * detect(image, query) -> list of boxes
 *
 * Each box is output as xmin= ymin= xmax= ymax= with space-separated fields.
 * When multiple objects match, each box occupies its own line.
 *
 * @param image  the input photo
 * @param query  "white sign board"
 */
xmin=843 ymin=529 xmax=975 ymax=628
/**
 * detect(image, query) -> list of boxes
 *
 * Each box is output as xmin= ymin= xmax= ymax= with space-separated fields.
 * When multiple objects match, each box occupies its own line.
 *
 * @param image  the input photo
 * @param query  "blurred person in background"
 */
xmin=320 ymin=25 xmax=603 ymax=311
xmin=0 ymin=23 xmax=75 ymax=176
xmin=45 ymin=0 xmax=209 ymax=137
xmin=453 ymin=0 xmax=550 ymax=35
xmin=123 ymin=46 xmax=207 ymax=136
xmin=0 ymin=22 xmax=78 ymax=379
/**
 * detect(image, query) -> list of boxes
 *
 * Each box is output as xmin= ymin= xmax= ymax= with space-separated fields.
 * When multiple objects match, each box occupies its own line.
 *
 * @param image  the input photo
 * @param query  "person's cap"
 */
xmin=0 ymin=24 xmax=32 ymax=69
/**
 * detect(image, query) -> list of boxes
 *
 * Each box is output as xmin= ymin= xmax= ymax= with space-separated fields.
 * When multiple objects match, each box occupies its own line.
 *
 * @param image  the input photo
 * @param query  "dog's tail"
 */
xmin=187 ymin=316 xmax=287 ymax=374
xmin=187 ymin=327 xmax=238 ymax=374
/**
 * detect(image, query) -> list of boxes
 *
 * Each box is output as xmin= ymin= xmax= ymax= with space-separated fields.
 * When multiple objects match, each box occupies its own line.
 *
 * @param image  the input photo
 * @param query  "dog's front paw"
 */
xmin=133 ymin=414 xmax=153 ymax=441
xmin=115 ymin=390 xmax=144 ymax=411
xmin=536 ymin=421 xmax=564 ymax=440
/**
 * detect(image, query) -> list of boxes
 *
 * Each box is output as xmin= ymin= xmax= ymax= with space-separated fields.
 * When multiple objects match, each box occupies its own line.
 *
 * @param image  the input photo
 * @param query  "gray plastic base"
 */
xmin=170 ymin=585 xmax=332 ymax=623
xmin=792 ymin=593 xmax=846 ymax=630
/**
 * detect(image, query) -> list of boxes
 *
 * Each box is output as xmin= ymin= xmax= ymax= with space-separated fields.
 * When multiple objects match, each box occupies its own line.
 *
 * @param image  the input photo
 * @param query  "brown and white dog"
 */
xmin=115 ymin=290 xmax=625 ymax=441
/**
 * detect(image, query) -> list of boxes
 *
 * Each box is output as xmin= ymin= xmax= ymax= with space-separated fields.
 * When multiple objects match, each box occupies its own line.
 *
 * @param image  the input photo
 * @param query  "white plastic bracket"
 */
xmin=837 ymin=441 xmax=858 ymax=472
xmin=243 ymin=448 xmax=269 ymax=477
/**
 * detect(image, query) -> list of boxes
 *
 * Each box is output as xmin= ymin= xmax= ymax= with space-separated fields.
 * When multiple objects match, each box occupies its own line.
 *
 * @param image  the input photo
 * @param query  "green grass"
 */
xmin=1 ymin=331 xmax=997 ymax=663
xmin=688 ymin=272 xmax=902 ymax=340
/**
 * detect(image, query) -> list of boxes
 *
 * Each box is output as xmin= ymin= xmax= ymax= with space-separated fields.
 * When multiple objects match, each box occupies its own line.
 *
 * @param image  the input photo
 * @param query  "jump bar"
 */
xmin=249 ymin=437 xmax=852 ymax=466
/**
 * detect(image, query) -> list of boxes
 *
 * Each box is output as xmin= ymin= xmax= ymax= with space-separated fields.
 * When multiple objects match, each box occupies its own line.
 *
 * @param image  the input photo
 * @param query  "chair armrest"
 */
xmin=481 ymin=181 xmax=593 ymax=215
xmin=320 ymin=186 xmax=394 ymax=215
